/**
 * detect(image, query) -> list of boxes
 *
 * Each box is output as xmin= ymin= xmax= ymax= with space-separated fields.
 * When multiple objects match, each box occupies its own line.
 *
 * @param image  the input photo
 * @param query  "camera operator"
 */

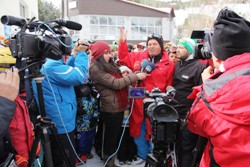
xmin=174 ymin=38 xmax=207 ymax=167
xmin=32 ymin=39 xmax=89 ymax=167
xmin=0 ymin=68 xmax=19 ymax=165
xmin=187 ymin=8 xmax=250 ymax=167
xmin=119 ymin=28 xmax=175 ymax=165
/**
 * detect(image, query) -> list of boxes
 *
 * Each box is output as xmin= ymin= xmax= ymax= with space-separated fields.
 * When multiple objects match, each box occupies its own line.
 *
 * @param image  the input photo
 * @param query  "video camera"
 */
xmin=143 ymin=87 xmax=179 ymax=144
xmin=192 ymin=30 xmax=213 ymax=60
xmin=0 ymin=15 xmax=82 ymax=67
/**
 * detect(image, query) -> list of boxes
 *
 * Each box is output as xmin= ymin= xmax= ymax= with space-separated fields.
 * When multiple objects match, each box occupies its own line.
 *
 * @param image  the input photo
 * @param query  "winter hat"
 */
xmin=177 ymin=38 xmax=195 ymax=54
xmin=147 ymin=33 xmax=164 ymax=50
xmin=90 ymin=41 xmax=110 ymax=60
xmin=212 ymin=8 xmax=250 ymax=61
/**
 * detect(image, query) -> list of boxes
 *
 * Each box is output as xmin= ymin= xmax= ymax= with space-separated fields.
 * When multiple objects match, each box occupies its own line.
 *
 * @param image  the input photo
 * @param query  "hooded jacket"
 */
xmin=89 ymin=63 xmax=139 ymax=113
xmin=118 ymin=40 xmax=175 ymax=139
xmin=33 ymin=52 xmax=89 ymax=134
xmin=187 ymin=53 xmax=250 ymax=167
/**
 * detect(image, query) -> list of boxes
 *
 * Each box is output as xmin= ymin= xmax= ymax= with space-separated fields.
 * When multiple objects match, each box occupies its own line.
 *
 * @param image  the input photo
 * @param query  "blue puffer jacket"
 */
xmin=33 ymin=52 xmax=89 ymax=134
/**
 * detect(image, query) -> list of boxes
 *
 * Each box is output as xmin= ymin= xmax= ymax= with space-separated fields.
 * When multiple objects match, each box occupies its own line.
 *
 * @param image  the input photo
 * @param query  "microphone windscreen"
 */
xmin=141 ymin=59 xmax=149 ymax=68
xmin=55 ymin=19 xmax=82 ymax=30
xmin=145 ymin=62 xmax=156 ymax=73
xmin=134 ymin=61 xmax=141 ymax=71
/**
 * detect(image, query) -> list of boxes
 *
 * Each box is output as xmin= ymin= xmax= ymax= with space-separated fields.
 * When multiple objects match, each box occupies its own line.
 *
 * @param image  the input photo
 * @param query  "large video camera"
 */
xmin=128 ymin=87 xmax=179 ymax=166
xmin=192 ymin=30 xmax=213 ymax=60
xmin=0 ymin=15 xmax=82 ymax=66
xmin=143 ymin=87 xmax=179 ymax=145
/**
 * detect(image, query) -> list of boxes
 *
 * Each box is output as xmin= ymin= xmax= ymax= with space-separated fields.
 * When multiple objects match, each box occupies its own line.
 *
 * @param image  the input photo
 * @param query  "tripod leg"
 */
xmin=42 ymin=126 xmax=54 ymax=167
xmin=50 ymin=124 xmax=71 ymax=167
xmin=101 ymin=122 xmax=106 ymax=159
xmin=29 ymin=125 xmax=42 ymax=167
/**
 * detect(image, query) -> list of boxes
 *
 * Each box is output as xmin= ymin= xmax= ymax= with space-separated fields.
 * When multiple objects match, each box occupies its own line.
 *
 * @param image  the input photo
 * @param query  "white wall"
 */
xmin=0 ymin=0 xmax=38 ymax=36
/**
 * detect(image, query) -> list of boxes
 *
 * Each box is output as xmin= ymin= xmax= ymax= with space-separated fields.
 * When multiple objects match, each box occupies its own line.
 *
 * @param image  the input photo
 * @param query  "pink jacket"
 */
xmin=118 ymin=41 xmax=174 ymax=139
xmin=187 ymin=53 xmax=250 ymax=167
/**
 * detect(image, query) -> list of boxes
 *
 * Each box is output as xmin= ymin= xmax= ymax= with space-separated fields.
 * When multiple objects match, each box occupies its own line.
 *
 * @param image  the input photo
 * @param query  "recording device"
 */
xmin=128 ymin=87 xmax=145 ymax=99
xmin=142 ymin=87 xmax=179 ymax=167
xmin=140 ymin=59 xmax=149 ymax=72
xmin=1 ymin=15 xmax=82 ymax=67
xmin=192 ymin=30 xmax=213 ymax=60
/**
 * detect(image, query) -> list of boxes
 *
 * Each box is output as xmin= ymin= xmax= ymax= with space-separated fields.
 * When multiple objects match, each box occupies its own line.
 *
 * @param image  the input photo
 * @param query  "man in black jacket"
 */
xmin=173 ymin=38 xmax=207 ymax=167
xmin=0 ymin=68 xmax=20 ymax=165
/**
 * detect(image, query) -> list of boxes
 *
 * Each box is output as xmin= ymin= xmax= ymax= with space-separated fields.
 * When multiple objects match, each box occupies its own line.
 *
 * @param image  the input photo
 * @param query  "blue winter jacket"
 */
xmin=33 ymin=52 xmax=89 ymax=134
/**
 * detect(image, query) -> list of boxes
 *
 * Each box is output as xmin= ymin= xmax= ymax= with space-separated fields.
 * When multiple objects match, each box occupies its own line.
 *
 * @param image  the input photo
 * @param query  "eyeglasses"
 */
xmin=148 ymin=33 xmax=163 ymax=40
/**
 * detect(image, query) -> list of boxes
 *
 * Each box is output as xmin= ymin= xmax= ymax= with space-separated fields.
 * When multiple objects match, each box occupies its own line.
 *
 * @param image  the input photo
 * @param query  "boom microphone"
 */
xmin=140 ymin=59 xmax=149 ymax=72
xmin=145 ymin=62 xmax=156 ymax=73
xmin=55 ymin=19 xmax=82 ymax=30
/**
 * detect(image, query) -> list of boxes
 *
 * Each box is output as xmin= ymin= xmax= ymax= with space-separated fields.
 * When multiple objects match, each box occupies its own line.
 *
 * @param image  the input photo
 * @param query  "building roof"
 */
xmin=68 ymin=0 xmax=175 ymax=18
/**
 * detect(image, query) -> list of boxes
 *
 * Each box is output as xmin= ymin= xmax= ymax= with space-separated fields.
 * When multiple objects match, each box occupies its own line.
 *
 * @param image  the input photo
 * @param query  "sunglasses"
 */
xmin=148 ymin=33 xmax=163 ymax=40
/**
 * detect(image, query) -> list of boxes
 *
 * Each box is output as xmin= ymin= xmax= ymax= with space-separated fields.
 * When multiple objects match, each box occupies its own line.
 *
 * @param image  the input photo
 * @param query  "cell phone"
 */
xmin=128 ymin=87 xmax=145 ymax=99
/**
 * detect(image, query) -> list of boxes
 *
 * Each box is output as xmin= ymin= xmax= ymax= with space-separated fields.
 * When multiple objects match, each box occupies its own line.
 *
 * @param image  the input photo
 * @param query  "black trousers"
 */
xmin=177 ymin=125 xmax=198 ymax=167
xmin=49 ymin=131 xmax=76 ymax=167
xmin=102 ymin=112 xmax=124 ymax=156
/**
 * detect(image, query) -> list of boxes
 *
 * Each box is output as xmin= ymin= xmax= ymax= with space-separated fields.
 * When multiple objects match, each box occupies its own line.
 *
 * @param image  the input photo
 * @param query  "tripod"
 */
xmin=27 ymin=76 xmax=71 ymax=167
xmin=145 ymin=142 xmax=177 ymax=167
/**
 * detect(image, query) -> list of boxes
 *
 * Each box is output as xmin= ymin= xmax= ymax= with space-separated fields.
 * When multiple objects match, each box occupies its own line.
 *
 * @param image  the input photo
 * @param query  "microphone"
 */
xmin=55 ymin=19 xmax=82 ymax=30
xmin=145 ymin=62 xmax=156 ymax=74
xmin=140 ymin=59 xmax=149 ymax=72
xmin=134 ymin=61 xmax=141 ymax=73
xmin=166 ymin=86 xmax=176 ymax=98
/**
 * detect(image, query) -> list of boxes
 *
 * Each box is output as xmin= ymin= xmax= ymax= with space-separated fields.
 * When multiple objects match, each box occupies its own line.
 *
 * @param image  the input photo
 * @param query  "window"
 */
xmin=90 ymin=15 xmax=125 ymax=41
xmin=131 ymin=17 xmax=162 ymax=40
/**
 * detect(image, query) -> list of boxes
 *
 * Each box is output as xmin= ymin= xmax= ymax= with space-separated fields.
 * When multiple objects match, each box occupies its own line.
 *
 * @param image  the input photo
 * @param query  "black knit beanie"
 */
xmin=212 ymin=8 xmax=250 ymax=61
xmin=147 ymin=33 xmax=164 ymax=50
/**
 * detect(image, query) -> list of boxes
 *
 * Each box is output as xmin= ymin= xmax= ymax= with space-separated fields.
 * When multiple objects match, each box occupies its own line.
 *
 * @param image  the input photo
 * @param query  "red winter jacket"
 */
xmin=187 ymin=53 xmax=250 ymax=167
xmin=118 ymin=41 xmax=174 ymax=139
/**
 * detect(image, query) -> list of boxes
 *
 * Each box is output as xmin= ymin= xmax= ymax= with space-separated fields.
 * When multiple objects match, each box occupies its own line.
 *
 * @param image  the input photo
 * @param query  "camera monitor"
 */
xmin=128 ymin=87 xmax=145 ymax=99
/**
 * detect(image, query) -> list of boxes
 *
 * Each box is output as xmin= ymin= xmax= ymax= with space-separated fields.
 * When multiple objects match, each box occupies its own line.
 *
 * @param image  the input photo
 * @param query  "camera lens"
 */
xmin=155 ymin=105 xmax=170 ymax=117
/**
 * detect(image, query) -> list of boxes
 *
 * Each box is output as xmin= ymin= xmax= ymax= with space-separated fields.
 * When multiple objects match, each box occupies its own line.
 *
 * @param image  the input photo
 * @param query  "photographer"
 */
xmin=0 ymin=68 xmax=19 ymax=165
xmin=187 ymin=8 xmax=250 ymax=167
xmin=32 ymin=39 xmax=89 ymax=167
xmin=174 ymin=37 xmax=207 ymax=167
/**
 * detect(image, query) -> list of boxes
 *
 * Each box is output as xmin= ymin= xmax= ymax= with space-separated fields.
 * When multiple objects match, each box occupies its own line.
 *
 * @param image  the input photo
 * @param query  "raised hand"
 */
xmin=119 ymin=27 xmax=127 ymax=43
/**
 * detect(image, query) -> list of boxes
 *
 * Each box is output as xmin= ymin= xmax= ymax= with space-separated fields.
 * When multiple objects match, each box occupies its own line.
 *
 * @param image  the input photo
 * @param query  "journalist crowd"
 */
xmin=1 ymin=7 xmax=250 ymax=167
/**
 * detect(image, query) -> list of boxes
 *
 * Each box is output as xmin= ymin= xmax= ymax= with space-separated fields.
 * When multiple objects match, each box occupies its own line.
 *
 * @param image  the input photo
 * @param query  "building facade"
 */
xmin=0 ymin=0 xmax=38 ymax=37
xmin=62 ymin=0 xmax=175 ymax=43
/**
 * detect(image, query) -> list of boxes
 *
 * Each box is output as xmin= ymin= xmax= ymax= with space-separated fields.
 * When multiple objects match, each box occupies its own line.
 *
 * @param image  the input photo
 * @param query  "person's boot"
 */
xmin=106 ymin=157 xmax=118 ymax=167
xmin=103 ymin=155 xmax=118 ymax=167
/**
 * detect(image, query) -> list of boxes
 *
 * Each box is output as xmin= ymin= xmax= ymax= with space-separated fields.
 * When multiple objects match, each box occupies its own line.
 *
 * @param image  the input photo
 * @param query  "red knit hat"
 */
xmin=90 ymin=41 xmax=110 ymax=60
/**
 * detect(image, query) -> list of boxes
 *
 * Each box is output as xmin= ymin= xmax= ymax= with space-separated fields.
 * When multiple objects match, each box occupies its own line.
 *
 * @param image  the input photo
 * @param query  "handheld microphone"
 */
xmin=55 ymin=19 xmax=82 ymax=30
xmin=145 ymin=62 xmax=156 ymax=74
xmin=134 ymin=61 xmax=141 ymax=73
xmin=140 ymin=59 xmax=149 ymax=72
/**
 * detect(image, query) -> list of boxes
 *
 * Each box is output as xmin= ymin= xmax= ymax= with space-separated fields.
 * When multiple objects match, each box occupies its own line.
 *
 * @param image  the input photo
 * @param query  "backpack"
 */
xmin=9 ymin=93 xmax=40 ymax=167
